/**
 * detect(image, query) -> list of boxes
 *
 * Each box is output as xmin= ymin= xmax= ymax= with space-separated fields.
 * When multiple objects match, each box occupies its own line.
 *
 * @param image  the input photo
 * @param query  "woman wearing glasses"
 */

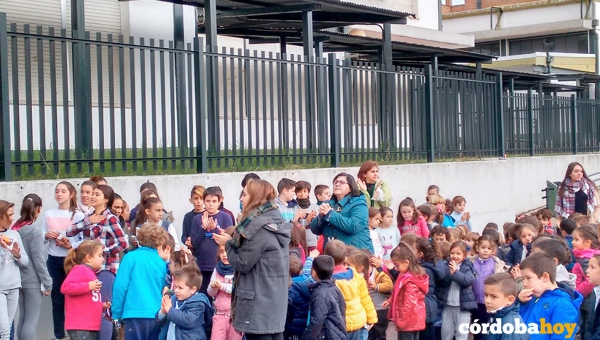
xmin=310 ymin=172 xmax=374 ymax=253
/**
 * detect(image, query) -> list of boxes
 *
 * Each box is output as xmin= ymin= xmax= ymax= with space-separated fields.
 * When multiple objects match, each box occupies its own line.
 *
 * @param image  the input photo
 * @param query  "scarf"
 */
xmin=231 ymin=200 xmax=278 ymax=249
xmin=216 ymin=261 xmax=234 ymax=277
xmin=556 ymin=177 xmax=597 ymax=218
xmin=296 ymin=198 xmax=311 ymax=209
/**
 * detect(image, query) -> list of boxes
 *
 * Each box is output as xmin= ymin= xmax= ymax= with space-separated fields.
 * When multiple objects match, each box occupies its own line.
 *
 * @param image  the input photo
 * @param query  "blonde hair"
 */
xmin=428 ymin=194 xmax=445 ymax=205
xmin=137 ymin=224 xmax=169 ymax=249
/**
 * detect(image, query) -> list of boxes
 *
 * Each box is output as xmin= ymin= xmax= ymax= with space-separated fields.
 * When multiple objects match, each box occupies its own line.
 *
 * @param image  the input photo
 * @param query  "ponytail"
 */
xmin=64 ymin=240 xmax=102 ymax=274
xmin=57 ymin=181 xmax=78 ymax=219
xmin=15 ymin=194 xmax=42 ymax=226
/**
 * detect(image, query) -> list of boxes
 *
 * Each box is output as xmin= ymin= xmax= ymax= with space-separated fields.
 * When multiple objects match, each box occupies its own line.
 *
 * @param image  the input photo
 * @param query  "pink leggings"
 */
xmin=211 ymin=313 xmax=243 ymax=340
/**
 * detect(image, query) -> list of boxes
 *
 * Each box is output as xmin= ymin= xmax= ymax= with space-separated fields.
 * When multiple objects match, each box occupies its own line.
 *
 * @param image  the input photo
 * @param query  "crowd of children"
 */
xmin=1 ymin=163 xmax=600 ymax=340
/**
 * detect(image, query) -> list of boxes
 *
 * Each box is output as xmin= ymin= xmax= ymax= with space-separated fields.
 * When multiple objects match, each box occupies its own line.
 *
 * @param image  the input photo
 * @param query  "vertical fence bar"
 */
xmin=328 ymin=54 xmax=340 ymax=167
xmin=0 ymin=13 xmax=11 ymax=181
xmin=496 ymin=73 xmax=505 ymax=158
xmin=194 ymin=37 xmax=207 ymax=173
xmin=527 ymin=89 xmax=534 ymax=156
xmin=571 ymin=94 xmax=578 ymax=155
xmin=425 ymin=65 xmax=435 ymax=162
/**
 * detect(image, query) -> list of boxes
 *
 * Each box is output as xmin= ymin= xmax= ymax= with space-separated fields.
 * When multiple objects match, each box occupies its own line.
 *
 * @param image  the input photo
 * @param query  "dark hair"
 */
xmin=574 ymin=225 xmax=600 ymax=249
xmin=324 ymin=239 xmax=347 ymax=265
xmin=15 ymin=194 xmax=42 ymax=226
xmin=485 ymin=222 xmax=498 ymax=231
xmin=505 ymin=223 xmax=519 ymax=242
xmin=450 ymin=241 xmax=469 ymax=257
xmin=89 ymin=176 xmax=107 ymax=184
xmin=332 ymin=173 xmax=361 ymax=197
xmin=560 ymin=219 xmax=577 ymax=235
xmin=427 ymin=185 xmax=439 ymax=192
xmin=537 ymin=209 xmax=552 ymax=220
xmin=431 ymin=225 xmax=450 ymax=241
xmin=57 ymin=181 xmax=78 ymax=219
xmin=314 ymin=185 xmax=329 ymax=198
xmin=134 ymin=197 xmax=162 ymax=228
xmin=533 ymin=238 xmax=571 ymax=265
xmin=379 ymin=207 xmax=393 ymax=217
xmin=312 ymin=255 xmax=335 ymax=280
xmin=415 ymin=237 xmax=438 ymax=263
xmin=113 ymin=193 xmax=123 ymax=201
xmin=346 ymin=251 xmax=370 ymax=282
xmin=242 ymin=173 xmax=260 ymax=188
xmin=172 ymin=249 xmax=197 ymax=269
xmin=277 ymin=178 xmax=296 ymax=194
xmin=81 ymin=180 xmax=98 ymax=190
xmin=452 ymin=196 xmax=466 ymax=206
xmin=484 ymin=272 xmax=517 ymax=297
xmin=520 ymin=252 xmax=557 ymax=283
xmin=390 ymin=242 xmax=425 ymax=275
xmin=397 ymin=198 xmax=419 ymax=226
xmin=481 ymin=229 xmax=502 ymax=247
xmin=172 ymin=265 xmax=202 ymax=291
xmin=140 ymin=181 xmax=158 ymax=193
xmin=357 ymin=161 xmax=378 ymax=183
xmin=559 ymin=162 xmax=593 ymax=197
xmin=203 ymin=186 xmax=223 ymax=200
xmin=290 ymin=222 xmax=308 ymax=256
xmin=416 ymin=204 xmax=435 ymax=220
xmin=295 ymin=181 xmax=312 ymax=193
xmin=289 ymin=256 xmax=303 ymax=277
xmin=95 ymin=185 xmax=115 ymax=211
xmin=476 ymin=235 xmax=498 ymax=250
xmin=517 ymin=215 xmax=543 ymax=234
xmin=368 ymin=208 xmax=381 ymax=219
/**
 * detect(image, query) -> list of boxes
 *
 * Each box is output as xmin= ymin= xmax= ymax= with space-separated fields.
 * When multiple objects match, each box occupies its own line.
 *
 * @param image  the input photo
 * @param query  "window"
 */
xmin=464 ymin=41 xmax=501 ymax=56
xmin=508 ymin=32 xmax=589 ymax=55
xmin=453 ymin=0 xmax=466 ymax=4
xmin=476 ymin=0 xmax=482 ymax=9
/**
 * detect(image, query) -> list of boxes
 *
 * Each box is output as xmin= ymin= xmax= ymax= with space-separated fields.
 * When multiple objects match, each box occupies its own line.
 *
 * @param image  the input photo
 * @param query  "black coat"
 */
xmin=438 ymin=258 xmax=477 ymax=311
xmin=581 ymin=289 xmax=600 ymax=340
xmin=421 ymin=260 xmax=448 ymax=324
xmin=505 ymin=239 xmax=532 ymax=266
xmin=301 ymin=279 xmax=347 ymax=340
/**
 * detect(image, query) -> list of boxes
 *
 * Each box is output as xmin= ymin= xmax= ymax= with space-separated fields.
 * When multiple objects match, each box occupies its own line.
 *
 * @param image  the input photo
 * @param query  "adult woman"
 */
xmin=357 ymin=161 xmax=392 ymax=209
xmin=213 ymin=180 xmax=291 ymax=340
xmin=310 ymin=172 xmax=373 ymax=252
xmin=555 ymin=162 xmax=600 ymax=222
xmin=67 ymin=184 xmax=128 ymax=340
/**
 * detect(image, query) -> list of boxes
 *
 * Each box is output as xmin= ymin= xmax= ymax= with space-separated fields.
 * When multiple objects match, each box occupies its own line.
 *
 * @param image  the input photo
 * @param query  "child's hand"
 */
xmin=45 ymin=231 xmax=60 ymax=240
xmin=370 ymin=256 xmax=383 ymax=269
xmin=518 ymin=288 xmax=534 ymax=303
xmin=368 ymin=280 xmax=377 ymax=291
xmin=383 ymin=259 xmax=394 ymax=270
xmin=307 ymin=210 xmax=317 ymax=224
xmin=449 ymin=261 xmax=458 ymax=274
xmin=462 ymin=212 xmax=470 ymax=221
xmin=294 ymin=209 xmax=307 ymax=222
xmin=510 ymin=264 xmax=521 ymax=279
xmin=309 ymin=249 xmax=320 ymax=258
xmin=56 ymin=236 xmax=72 ymax=249
xmin=162 ymin=294 xmax=172 ymax=313
xmin=365 ymin=324 xmax=373 ymax=331
xmin=103 ymin=302 xmax=111 ymax=310
xmin=89 ymin=280 xmax=102 ymax=291
xmin=185 ymin=237 xmax=192 ymax=248
xmin=210 ymin=280 xmax=222 ymax=290
xmin=382 ymin=301 xmax=390 ymax=309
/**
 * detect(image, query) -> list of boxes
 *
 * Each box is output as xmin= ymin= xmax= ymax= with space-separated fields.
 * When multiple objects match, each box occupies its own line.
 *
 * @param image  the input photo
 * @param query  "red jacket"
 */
xmin=61 ymin=265 xmax=103 ymax=331
xmin=387 ymin=272 xmax=428 ymax=331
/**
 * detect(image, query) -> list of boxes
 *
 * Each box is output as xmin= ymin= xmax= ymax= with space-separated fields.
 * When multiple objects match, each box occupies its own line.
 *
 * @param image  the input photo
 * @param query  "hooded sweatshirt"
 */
xmin=17 ymin=224 xmax=53 ymax=289
xmin=0 ymin=229 xmax=30 ymax=291
xmin=276 ymin=197 xmax=298 ymax=223
xmin=556 ymin=264 xmax=577 ymax=291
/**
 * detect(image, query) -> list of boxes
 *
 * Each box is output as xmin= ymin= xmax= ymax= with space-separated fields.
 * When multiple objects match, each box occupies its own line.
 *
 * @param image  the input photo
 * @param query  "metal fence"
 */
xmin=1 ymin=15 xmax=599 ymax=181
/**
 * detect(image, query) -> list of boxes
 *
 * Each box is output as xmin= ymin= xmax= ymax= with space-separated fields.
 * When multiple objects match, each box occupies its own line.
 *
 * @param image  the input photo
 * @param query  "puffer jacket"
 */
xmin=421 ymin=260 xmax=447 ymax=324
xmin=332 ymin=267 xmax=378 ymax=331
xmin=226 ymin=208 xmax=292 ymax=334
xmin=581 ymin=287 xmax=600 ymax=340
xmin=310 ymin=193 xmax=374 ymax=253
xmin=156 ymin=293 xmax=214 ymax=340
xmin=387 ymin=272 xmax=428 ymax=332
xmin=286 ymin=275 xmax=312 ymax=336
xmin=573 ymin=248 xmax=600 ymax=298
xmin=486 ymin=303 xmax=529 ymax=340
xmin=438 ymin=258 xmax=477 ymax=312
xmin=301 ymin=279 xmax=346 ymax=340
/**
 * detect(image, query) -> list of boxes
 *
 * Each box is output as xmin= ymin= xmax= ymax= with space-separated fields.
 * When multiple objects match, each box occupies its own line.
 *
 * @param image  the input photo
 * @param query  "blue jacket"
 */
xmin=421 ymin=260 xmax=448 ymax=324
xmin=505 ymin=239 xmax=532 ymax=266
xmin=112 ymin=246 xmax=167 ymax=319
xmin=519 ymin=286 xmax=582 ymax=340
xmin=310 ymin=193 xmax=373 ymax=253
xmin=564 ymin=235 xmax=576 ymax=271
xmin=156 ymin=292 xmax=213 ymax=340
xmin=438 ymin=258 xmax=477 ymax=311
xmin=301 ymin=279 xmax=347 ymax=340
xmin=485 ymin=303 xmax=529 ymax=340
xmin=286 ymin=275 xmax=313 ymax=336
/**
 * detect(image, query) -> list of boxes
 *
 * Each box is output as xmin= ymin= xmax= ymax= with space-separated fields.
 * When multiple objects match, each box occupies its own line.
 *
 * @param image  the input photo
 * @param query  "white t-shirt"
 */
xmin=370 ymin=229 xmax=383 ymax=258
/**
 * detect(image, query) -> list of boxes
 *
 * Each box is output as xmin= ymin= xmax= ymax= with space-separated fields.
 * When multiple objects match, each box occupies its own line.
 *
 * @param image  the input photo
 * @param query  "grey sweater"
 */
xmin=0 ymin=229 xmax=30 ymax=290
xmin=18 ymin=224 xmax=53 ymax=289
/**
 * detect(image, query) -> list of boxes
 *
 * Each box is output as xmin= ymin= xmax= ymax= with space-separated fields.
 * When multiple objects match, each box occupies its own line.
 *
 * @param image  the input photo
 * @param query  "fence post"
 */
xmin=328 ymin=53 xmax=340 ymax=168
xmin=571 ymin=94 xmax=578 ymax=155
xmin=0 ymin=13 xmax=11 ymax=181
xmin=496 ymin=73 xmax=505 ymax=158
xmin=527 ymin=89 xmax=535 ymax=156
xmin=425 ymin=64 xmax=435 ymax=163
xmin=193 ymin=37 xmax=208 ymax=173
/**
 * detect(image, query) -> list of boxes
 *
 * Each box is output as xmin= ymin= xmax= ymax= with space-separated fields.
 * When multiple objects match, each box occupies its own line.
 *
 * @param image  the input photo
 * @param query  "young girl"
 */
xmin=417 ymin=204 xmax=437 ymax=231
xmin=465 ymin=232 xmax=480 ymax=256
xmin=450 ymin=196 xmax=471 ymax=230
xmin=397 ymin=198 xmax=429 ymax=238
xmin=78 ymin=180 xmax=97 ymax=215
xmin=376 ymin=207 xmax=400 ymax=260
xmin=440 ymin=241 xmax=477 ymax=340
xmin=572 ymin=225 xmax=600 ymax=298
xmin=582 ymin=254 xmax=600 ymax=339
xmin=41 ymin=182 xmax=85 ymax=340
xmin=470 ymin=235 xmax=508 ymax=340
xmin=208 ymin=245 xmax=243 ymax=340
xmin=505 ymin=223 xmax=537 ymax=266
xmin=61 ymin=240 xmax=105 ymax=340
xmin=13 ymin=194 xmax=53 ymax=340
xmin=166 ymin=249 xmax=197 ymax=292
xmin=428 ymin=195 xmax=455 ymax=227
xmin=383 ymin=242 xmax=428 ymax=340
xmin=414 ymin=238 xmax=446 ymax=340
xmin=368 ymin=208 xmax=384 ymax=258
xmin=447 ymin=228 xmax=463 ymax=244
xmin=289 ymin=222 xmax=308 ymax=264
xmin=134 ymin=196 xmax=180 ymax=250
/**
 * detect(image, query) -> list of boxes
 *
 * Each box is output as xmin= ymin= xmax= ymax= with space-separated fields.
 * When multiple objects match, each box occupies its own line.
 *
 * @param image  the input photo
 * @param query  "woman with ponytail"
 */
xmin=13 ymin=194 xmax=53 ymax=340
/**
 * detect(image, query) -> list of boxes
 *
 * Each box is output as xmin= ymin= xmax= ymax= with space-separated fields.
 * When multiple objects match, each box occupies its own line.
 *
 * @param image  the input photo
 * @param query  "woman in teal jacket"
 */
xmin=310 ymin=173 xmax=374 ymax=253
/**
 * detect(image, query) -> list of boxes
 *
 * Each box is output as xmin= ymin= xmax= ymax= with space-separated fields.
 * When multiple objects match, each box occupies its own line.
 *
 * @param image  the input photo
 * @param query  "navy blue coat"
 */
xmin=438 ymin=258 xmax=477 ymax=311
xmin=581 ymin=289 xmax=600 ymax=340
xmin=156 ymin=293 xmax=213 ymax=340
xmin=505 ymin=239 xmax=532 ymax=266
xmin=421 ymin=260 xmax=448 ymax=324
xmin=301 ymin=279 xmax=346 ymax=340
xmin=286 ymin=275 xmax=312 ymax=336
xmin=485 ymin=303 xmax=529 ymax=340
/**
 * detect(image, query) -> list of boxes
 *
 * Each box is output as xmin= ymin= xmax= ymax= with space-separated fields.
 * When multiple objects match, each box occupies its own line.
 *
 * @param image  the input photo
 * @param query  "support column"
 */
xmin=205 ymin=0 xmax=219 ymax=163
xmin=205 ymin=0 xmax=217 ymax=50
xmin=302 ymin=11 xmax=316 ymax=153
xmin=280 ymin=36 xmax=289 ymax=151
xmin=0 ymin=13 xmax=11 ymax=181
xmin=174 ymin=4 xmax=188 ymax=154
xmin=431 ymin=55 xmax=439 ymax=72
xmin=302 ymin=11 xmax=314 ymax=58
xmin=380 ymin=23 xmax=396 ymax=152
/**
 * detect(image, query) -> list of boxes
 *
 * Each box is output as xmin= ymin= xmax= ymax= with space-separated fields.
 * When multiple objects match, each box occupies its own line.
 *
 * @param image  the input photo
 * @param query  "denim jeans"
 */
xmin=47 ymin=255 xmax=67 ymax=339
xmin=0 ymin=289 xmax=19 ymax=340
xmin=97 ymin=270 xmax=116 ymax=340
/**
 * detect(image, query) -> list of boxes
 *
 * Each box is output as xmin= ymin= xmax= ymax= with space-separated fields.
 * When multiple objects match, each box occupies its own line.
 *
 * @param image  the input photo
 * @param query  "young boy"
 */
xmin=190 ymin=186 xmax=234 ymax=295
xmin=286 ymin=254 xmax=315 ymax=339
xmin=559 ymin=218 xmax=577 ymax=271
xmin=296 ymin=180 xmax=318 ymax=251
xmin=302 ymin=255 xmax=347 ymax=340
xmin=483 ymin=272 xmax=528 ymax=340
xmin=450 ymin=196 xmax=472 ymax=230
xmin=325 ymin=240 xmax=377 ymax=340
xmin=518 ymin=252 xmax=582 ymax=340
xmin=182 ymin=185 xmax=205 ymax=248
xmin=112 ymin=225 xmax=171 ymax=340
xmin=156 ymin=265 xmax=213 ymax=339
xmin=314 ymin=184 xmax=332 ymax=205
xmin=536 ymin=209 xmax=555 ymax=235
xmin=530 ymin=238 xmax=576 ymax=291
xmin=276 ymin=178 xmax=302 ymax=223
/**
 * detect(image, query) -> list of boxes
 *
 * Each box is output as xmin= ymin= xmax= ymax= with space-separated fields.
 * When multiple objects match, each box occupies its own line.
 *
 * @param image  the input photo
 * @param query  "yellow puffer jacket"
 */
xmin=333 ymin=267 xmax=378 ymax=331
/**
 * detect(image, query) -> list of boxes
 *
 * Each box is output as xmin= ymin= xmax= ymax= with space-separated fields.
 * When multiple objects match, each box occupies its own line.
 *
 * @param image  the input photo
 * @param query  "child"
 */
xmin=14 ymin=194 xmax=53 ymax=340
xmin=182 ymin=185 xmax=205 ymax=248
xmin=78 ymin=180 xmax=97 ymax=215
xmin=470 ymin=235 xmax=508 ymax=340
xmin=447 ymin=228 xmax=463 ymax=244
xmin=61 ymin=241 xmax=105 ymax=340
xmin=518 ymin=252 xmax=582 ymax=339
xmin=128 ymin=181 xmax=159 ymax=224
xmin=295 ymin=181 xmax=318 ymax=250
xmin=431 ymin=225 xmax=450 ymax=244
xmin=531 ymin=238 xmax=576 ymax=290
xmin=483 ymin=273 xmax=527 ymax=340
xmin=485 ymin=222 xmax=499 ymax=231
xmin=438 ymin=241 xmax=451 ymax=260
xmin=368 ymin=208 xmax=384 ymax=258
xmin=450 ymin=196 xmax=471 ymax=230
xmin=376 ymin=207 xmax=400 ymax=260
xmin=190 ymin=186 xmax=234 ymax=295
xmin=465 ymin=232 xmax=480 ymax=256
xmin=383 ymin=242 xmax=428 ymax=340
xmin=417 ymin=204 xmax=438 ymax=231
xmin=290 ymin=222 xmax=308 ymax=264
xmin=325 ymin=240 xmax=377 ymax=340
xmin=415 ymin=238 xmax=447 ymax=340
xmin=425 ymin=185 xmax=439 ymax=203
xmin=399 ymin=232 xmax=419 ymax=250
xmin=166 ymin=248 xmax=196 ymax=291
xmin=582 ymin=254 xmax=600 ymax=339
xmin=505 ymin=223 xmax=537 ymax=266
xmin=112 ymin=225 xmax=171 ymax=340
xmin=135 ymin=196 xmax=181 ymax=250
xmin=429 ymin=195 xmax=455 ymax=227
xmin=440 ymin=241 xmax=477 ymax=340
xmin=572 ymin=225 xmax=600 ymax=297
xmin=313 ymin=185 xmax=332 ymax=253
xmin=570 ymin=212 xmax=591 ymax=227
xmin=536 ymin=208 xmax=555 ymax=235
xmin=157 ymin=266 xmax=214 ymax=340
xmin=397 ymin=198 xmax=429 ymax=238
xmin=302 ymin=255 xmax=347 ymax=340
xmin=0 ymin=200 xmax=29 ymax=340
xmin=560 ymin=218 xmax=577 ymax=270
xmin=286 ymin=249 xmax=319 ymax=339
xmin=276 ymin=178 xmax=301 ymax=223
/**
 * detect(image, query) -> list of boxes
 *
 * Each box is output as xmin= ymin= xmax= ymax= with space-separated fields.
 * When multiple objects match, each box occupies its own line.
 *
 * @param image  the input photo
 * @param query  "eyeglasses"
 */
xmin=333 ymin=180 xmax=348 ymax=186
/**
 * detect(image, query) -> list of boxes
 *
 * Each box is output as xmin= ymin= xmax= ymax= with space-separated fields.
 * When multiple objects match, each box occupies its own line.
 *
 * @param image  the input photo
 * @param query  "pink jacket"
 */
xmin=573 ymin=248 xmax=600 ymax=298
xmin=61 ymin=265 xmax=103 ymax=331
xmin=207 ymin=269 xmax=234 ymax=313
xmin=399 ymin=216 xmax=430 ymax=238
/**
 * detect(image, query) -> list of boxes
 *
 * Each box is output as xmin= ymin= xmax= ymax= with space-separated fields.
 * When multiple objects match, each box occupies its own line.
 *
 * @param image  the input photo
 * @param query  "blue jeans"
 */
xmin=97 ymin=271 xmax=115 ymax=340
xmin=348 ymin=328 xmax=368 ymax=340
xmin=123 ymin=318 xmax=160 ymax=340
xmin=47 ymin=255 xmax=67 ymax=339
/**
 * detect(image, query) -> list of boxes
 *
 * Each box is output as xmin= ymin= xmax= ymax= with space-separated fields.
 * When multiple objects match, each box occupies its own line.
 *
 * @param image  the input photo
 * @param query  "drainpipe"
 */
xmin=438 ymin=0 xmax=443 ymax=31
xmin=594 ymin=0 xmax=600 ymax=75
